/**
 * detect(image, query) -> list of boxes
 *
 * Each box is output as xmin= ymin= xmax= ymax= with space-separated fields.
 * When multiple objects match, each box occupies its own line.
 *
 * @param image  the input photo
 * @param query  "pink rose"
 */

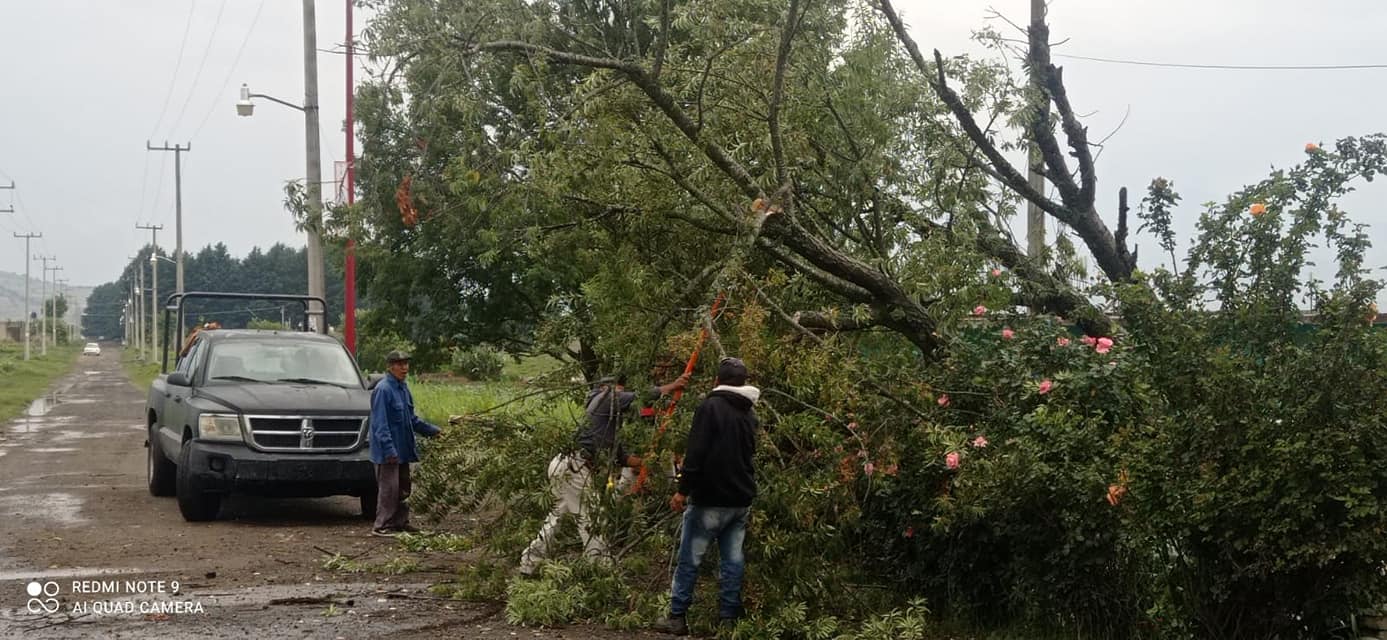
xmin=937 ymin=394 xmax=950 ymax=407
xmin=1095 ymin=337 xmax=1114 ymax=354
xmin=990 ymin=268 xmax=1002 ymax=277
xmin=847 ymin=421 xmax=858 ymax=431
xmin=1081 ymin=335 xmax=1097 ymax=346
xmin=1038 ymin=379 xmax=1053 ymax=395
xmin=945 ymin=451 xmax=961 ymax=470
xmin=1002 ymin=328 xmax=1015 ymax=340
xmin=972 ymin=435 xmax=988 ymax=448
xmin=1056 ymin=336 xmax=1071 ymax=347
xmin=864 ymin=462 xmax=876 ymax=476
xmin=973 ymin=305 xmax=988 ymax=316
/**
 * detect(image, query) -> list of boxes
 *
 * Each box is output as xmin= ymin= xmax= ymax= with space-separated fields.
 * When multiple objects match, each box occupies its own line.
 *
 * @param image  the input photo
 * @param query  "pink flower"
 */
xmin=990 ymin=268 xmax=1003 ymax=277
xmin=864 ymin=462 xmax=876 ymax=476
xmin=1038 ymin=379 xmax=1054 ymax=395
xmin=972 ymin=435 xmax=989 ymax=448
xmin=1095 ymin=337 xmax=1114 ymax=354
xmin=945 ymin=451 xmax=961 ymax=470
xmin=1056 ymin=336 xmax=1071 ymax=347
xmin=1081 ymin=335 xmax=1098 ymax=346
xmin=973 ymin=305 xmax=988 ymax=316
xmin=937 ymin=394 xmax=950 ymax=407
xmin=847 ymin=421 xmax=858 ymax=431
xmin=1002 ymin=328 xmax=1016 ymax=340
xmin=904 ymin=526 xmax=915 ymax=539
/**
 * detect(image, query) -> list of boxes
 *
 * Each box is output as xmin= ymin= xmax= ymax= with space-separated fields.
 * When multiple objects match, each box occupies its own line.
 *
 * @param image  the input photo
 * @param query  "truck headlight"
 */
xmin=197 ymin=414 xmax=243 ymax=441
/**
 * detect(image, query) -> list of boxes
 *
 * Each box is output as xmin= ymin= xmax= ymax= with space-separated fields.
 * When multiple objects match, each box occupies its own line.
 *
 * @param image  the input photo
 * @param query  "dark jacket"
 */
xmin=678 ymin=386 xmax=759 ymax=507
xmin=368 ymin=375 xmax=440 ymax=464
xmin=575 ymin=385 xmax=659 ymax=466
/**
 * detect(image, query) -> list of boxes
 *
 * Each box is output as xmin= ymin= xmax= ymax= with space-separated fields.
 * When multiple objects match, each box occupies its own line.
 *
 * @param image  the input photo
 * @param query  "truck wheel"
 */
xmin=147 ymin=428 xmax=177 ymax=497
xmin=359 ymin=488 xmax=378 ymax=520
xmin=176 ymin=443 xmax=222 ymax=522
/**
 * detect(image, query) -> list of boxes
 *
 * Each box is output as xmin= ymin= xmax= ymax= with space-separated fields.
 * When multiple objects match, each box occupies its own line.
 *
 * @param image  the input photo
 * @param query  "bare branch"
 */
xmin=769 ymin=0 xmax=804 ymax=187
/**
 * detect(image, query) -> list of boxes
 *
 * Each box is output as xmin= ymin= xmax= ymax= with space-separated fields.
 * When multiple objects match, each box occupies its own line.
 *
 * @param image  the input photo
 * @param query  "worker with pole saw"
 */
xmin=517 ymin=364 xmax=689 ymax=577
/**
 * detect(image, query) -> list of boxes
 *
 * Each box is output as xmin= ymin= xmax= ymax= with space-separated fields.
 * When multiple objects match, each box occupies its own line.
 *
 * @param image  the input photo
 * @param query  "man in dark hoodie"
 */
xmin=518 ymin=366 xmax=689 ymax=576
xmin=656 ymin=357 xmax=759 ymax=635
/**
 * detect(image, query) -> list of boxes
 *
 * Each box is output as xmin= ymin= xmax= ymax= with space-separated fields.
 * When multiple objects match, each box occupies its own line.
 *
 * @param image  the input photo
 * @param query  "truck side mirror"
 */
xmin=167 ymin=372 xmax=193 ymax=387
xmin=367 ymin=373 xmax=386 ymax=390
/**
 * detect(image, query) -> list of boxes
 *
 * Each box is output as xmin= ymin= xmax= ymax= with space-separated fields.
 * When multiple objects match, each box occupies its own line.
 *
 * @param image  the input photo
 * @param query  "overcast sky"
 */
xmin=2 ymin=1 xmax=1384 ymax=295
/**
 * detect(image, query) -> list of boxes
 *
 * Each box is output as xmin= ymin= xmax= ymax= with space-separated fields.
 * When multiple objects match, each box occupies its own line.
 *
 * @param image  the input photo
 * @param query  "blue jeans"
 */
xmin=669 ymin=504 xmax=749 ymax=619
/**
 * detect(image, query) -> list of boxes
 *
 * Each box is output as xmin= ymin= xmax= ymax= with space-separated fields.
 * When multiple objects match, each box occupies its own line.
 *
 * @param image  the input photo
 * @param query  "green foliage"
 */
xmin=0 ymin=343 xmax=80 ymax=422
xmin=351 ymin=0 xmax=1387 ymax=636
xmin=450 ymin=345 xmax=505 ymax=381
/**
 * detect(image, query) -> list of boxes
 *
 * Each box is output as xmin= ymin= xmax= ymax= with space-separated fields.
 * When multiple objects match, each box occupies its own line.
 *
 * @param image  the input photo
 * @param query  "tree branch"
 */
xmin=769 ymin=0 xmax=804 ymax=187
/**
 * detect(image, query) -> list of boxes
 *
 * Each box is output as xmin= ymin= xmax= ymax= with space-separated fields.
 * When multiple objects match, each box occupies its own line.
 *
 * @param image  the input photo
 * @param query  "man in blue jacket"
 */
xmin=369 ymin=350 xmax=441 ymax=537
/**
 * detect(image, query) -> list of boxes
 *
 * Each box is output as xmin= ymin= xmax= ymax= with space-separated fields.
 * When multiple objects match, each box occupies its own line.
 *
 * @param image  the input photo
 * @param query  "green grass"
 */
xmin=0 ymin=342 xmax=81 ymax=422
xmin=501 ymin=353 xmax=565 ymax=380
xmin=121 ymin=346 xmax=163 ymax=390
xmin=409 ymin=379 xmax=584 ymax=427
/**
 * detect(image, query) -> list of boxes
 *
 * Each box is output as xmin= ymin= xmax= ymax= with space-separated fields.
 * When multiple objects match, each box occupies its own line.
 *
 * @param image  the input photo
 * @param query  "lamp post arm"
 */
xmin=249 ymin=93 xmax=311 ymax=112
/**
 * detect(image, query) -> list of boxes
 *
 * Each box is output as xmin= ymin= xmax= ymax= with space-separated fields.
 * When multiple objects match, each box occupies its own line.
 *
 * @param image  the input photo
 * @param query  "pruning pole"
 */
xmin=630 ymin=292 xmax=726 ymax=494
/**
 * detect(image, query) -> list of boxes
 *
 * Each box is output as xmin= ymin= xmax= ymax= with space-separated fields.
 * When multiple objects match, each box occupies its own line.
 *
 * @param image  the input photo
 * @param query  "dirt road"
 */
xmin=0 ymin=348 xmax=662 ymax=639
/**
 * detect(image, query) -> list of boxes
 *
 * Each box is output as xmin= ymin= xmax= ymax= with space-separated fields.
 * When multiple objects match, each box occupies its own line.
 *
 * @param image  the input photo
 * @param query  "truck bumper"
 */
xmin=183 ymin=441 xmax=376 ymax=498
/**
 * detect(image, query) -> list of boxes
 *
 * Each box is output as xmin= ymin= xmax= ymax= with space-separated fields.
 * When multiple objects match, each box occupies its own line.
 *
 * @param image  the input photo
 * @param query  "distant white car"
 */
xmin=82 ymin=343 xmax=101 ymax=356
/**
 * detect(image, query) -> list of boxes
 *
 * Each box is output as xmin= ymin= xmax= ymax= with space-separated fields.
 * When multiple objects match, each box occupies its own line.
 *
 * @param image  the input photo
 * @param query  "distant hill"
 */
xmin=0 ymin=270 xmax=93 ymax=324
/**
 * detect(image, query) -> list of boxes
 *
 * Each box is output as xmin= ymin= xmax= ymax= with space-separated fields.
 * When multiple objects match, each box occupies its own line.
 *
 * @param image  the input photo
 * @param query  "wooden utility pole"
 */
xmin=1027 ymin=0 xmax=1046 ymax=259
xmin=13 ymin=232 xmax=41 ymax=360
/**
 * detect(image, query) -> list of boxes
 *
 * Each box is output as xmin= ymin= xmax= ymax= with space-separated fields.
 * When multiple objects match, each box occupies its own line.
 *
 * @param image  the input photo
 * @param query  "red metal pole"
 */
xmin=344 ymin=0 xmax=358 ymax=355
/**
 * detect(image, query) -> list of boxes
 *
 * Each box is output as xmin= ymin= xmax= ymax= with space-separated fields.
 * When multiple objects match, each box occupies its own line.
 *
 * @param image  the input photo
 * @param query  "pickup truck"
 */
xmin=144 ymin=293 xmax=376 ymax=522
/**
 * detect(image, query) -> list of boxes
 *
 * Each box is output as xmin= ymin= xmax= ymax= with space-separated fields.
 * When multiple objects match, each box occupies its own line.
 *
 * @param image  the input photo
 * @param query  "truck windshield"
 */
xmin=204 ymin=341 xmax=361 ymax=388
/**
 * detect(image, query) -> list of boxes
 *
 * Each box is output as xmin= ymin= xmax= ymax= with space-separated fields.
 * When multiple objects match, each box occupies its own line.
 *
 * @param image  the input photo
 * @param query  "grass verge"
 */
xmin=0 ymin=342 xmax=81 ymax=422
xmin=121 ymin=346 xmax=162 ymax=390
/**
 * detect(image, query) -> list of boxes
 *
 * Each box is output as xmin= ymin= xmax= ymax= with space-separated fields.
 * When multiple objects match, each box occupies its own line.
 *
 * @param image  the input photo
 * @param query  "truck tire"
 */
xmin=176 ymin=443 xmax=222 ymax=522
xmin=147 ymin=428 xmax=177 ymax=497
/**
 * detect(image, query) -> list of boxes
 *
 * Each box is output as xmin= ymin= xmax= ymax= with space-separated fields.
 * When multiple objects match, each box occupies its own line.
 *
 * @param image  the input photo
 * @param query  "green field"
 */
xmin=0 ymin=342 xmax=81 ymax=423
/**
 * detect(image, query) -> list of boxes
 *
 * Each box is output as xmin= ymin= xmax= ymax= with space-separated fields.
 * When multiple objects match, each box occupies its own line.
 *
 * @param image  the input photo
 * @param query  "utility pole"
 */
xmin=1026 ymin=0 xmax=1046 ymax=259
xmin=133 ymin=257 xmax=146 ymax=361
xmin=13 ymin=232 xmax=41 ymax=361
xmin=138 ymin=223 xmax=163 ymax=362
xmin=35 ymin=255 xmax=52 ymax=356
xmin=55 ymin=277 xmax=67 ymax=345
xmin=50 ymin=269 xmax=64 ymax=347
xmin=344 ymin=0 xmax=358 ymax=353
xmin=145 ymin=143 xmax=188 ymax=299
xmin=302 ymin=0 xmax=327 ymax=334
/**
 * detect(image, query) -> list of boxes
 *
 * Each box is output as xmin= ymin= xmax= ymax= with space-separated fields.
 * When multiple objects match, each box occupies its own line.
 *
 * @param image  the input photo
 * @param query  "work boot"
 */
xmin=653 ymin=614 xmax=689 ymax=635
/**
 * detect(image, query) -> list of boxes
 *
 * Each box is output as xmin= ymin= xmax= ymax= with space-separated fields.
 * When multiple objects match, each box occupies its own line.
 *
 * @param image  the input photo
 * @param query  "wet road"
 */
xmin=0 ymin=347 xmax=661 ymax=639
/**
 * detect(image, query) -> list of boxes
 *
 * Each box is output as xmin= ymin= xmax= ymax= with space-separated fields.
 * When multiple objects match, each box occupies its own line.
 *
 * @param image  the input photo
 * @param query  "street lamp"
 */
xmin=236 ymin=78 xmax=328 ymax=336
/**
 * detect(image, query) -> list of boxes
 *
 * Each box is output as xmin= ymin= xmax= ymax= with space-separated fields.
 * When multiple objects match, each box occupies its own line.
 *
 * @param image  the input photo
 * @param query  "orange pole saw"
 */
xmin=630 ymin=292 xmax=726 ymax=494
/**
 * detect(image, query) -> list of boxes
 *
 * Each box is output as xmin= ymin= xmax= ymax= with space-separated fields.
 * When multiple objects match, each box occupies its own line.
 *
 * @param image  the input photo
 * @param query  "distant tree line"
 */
xmin=82 ymin=242 xmax=346 ymax=341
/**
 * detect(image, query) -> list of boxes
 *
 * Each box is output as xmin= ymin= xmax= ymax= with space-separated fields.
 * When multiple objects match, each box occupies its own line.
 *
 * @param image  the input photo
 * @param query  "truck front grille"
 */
xmin=245 ymin=415 xmax=366 ymax=452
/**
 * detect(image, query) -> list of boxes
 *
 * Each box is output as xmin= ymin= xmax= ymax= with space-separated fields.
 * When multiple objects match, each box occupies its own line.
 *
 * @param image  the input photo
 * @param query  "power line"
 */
xmin=1053 ymin=53 xmax=1387 ymax=71
xmin=190 ymin=0 xmax=268 ymax=140
xmin=169 ymin=0 xmax=230 ymax=137
xmin=147 ymin=0 xmax=200 ymax=139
